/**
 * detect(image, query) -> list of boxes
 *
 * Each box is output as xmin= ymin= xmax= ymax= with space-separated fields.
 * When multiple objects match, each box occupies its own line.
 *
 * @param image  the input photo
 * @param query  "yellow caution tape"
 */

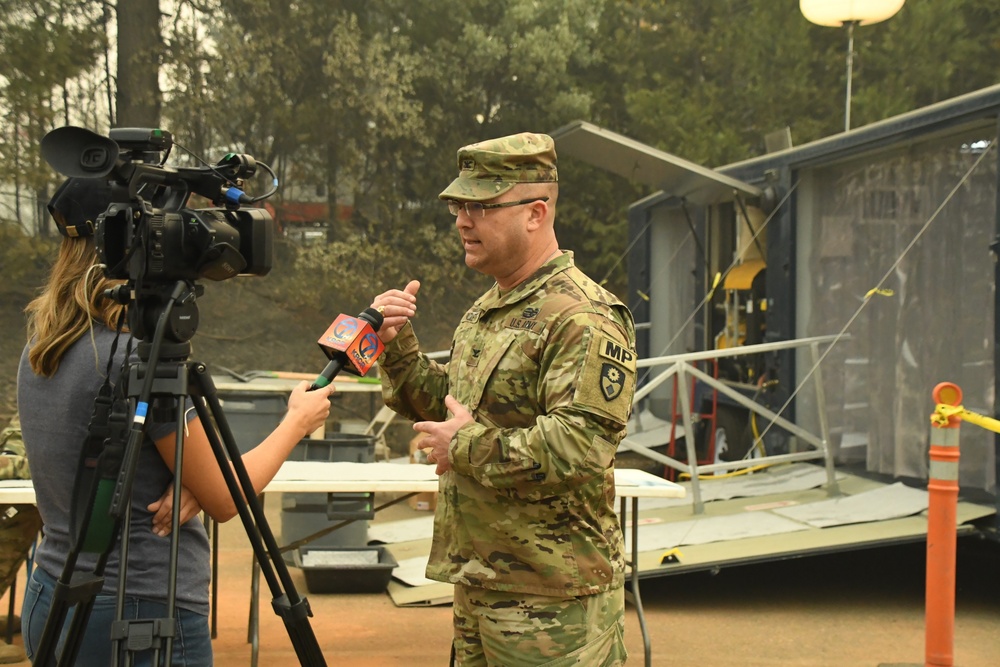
xmin=931 ymin=404 xmax=1000 ymax=433
xmin=660 ymin=548 xmax=683 ymax=564
xmin=955 ymin=409 xmax=1000 ymax=434
xmin=864 ymin=288 xmax=895 ymax=299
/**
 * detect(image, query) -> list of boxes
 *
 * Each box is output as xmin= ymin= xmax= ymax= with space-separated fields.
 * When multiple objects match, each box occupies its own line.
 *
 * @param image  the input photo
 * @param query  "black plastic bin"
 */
xmin=293 ymin=545 xmax=398 ymax=594
xmin=281 ymin=433 xmax=376 ymax=560
xmin=216 ymin=391 xmax=288 ymax=455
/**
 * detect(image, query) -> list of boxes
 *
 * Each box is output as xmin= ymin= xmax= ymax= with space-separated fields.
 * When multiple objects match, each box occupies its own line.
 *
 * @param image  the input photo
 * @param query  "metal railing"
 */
xmin=624 ymin=335 xmax=843 ymax=513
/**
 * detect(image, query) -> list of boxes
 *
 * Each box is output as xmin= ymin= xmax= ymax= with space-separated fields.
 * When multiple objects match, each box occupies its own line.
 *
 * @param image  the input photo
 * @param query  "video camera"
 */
xmin=34 ymin=130 xmax=329 ymax=667
xmin=40 ymin=126 xmax=276 ymax=342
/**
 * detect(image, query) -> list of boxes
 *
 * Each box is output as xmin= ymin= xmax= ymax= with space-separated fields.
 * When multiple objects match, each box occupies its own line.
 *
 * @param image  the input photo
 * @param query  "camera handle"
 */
xmin=34 ymin=282 xmax=327 ymax=667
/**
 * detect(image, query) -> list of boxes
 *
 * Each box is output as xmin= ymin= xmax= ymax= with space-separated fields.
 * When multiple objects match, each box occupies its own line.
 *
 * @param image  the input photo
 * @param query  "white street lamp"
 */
xmin=800 ymin=0 xmax=906 ymax=132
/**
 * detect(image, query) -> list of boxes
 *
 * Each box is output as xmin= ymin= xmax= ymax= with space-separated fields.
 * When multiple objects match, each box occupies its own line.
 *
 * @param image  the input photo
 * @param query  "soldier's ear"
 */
xmin=525 ymin=199 xmax=548 ymax=231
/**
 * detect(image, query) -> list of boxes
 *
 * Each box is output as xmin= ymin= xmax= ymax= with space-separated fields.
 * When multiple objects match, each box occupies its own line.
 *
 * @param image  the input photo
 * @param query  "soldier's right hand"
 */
xmin=370 ymin=280 xmax=420 ymax=344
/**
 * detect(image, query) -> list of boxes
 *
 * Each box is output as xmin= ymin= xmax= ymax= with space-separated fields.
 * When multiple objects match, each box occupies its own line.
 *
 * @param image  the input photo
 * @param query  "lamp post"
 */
xmin=800 ymin=0 xmax=906 ymax=132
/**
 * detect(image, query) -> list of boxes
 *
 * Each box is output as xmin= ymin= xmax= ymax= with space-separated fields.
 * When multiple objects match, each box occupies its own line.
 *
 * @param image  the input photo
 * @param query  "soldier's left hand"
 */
xmin=413 ymin=395 xmax=473 ymax=475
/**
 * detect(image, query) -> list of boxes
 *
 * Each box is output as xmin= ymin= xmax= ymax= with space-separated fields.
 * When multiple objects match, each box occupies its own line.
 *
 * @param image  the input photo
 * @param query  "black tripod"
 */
xmin=34 ymin=281 xmax=327 ymax=666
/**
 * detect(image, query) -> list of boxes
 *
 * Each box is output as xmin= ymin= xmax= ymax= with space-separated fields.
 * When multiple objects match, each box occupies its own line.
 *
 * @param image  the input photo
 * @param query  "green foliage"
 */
xmin=0 ymin=221 xmax=57 ymax=284
xmin=0 ymin=0 xmax=107 ymax=200
xmin=850 ymin=1 xmax=1000 ymax=123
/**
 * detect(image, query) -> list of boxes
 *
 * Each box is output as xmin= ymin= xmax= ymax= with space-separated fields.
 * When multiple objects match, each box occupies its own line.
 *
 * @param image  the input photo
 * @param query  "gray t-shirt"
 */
xmin=17 ymin=326 xmax=210 ymax=615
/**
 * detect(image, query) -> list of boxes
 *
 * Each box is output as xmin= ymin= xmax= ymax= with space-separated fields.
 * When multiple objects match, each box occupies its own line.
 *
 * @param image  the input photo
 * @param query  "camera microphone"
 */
xmin=310 ymin=307 xmax=385 ymax=390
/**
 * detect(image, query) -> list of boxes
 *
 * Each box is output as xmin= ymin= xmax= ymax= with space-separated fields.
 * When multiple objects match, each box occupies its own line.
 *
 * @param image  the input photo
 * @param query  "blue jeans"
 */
xmin=22 ymin=566 xmax=213 ymax=666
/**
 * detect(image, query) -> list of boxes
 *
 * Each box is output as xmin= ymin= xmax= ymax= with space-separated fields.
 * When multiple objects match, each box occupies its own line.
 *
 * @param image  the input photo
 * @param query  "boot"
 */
xmin=0 ymin=642 xmax=26 ymax=664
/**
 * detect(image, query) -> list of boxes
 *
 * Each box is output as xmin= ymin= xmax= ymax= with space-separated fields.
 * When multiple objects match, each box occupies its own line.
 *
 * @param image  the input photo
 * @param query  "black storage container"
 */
xmin=293 ymin=546 xmax=398 ymax=594
xmin=281 ymin=433 xmax=376 ymax=561
xmin=217 ymin=391 xmax=288 ymax=455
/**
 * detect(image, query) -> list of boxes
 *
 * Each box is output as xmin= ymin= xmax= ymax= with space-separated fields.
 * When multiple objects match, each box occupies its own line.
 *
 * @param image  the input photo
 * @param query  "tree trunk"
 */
xmin=116 ymin=0 xmax=162 ymax=127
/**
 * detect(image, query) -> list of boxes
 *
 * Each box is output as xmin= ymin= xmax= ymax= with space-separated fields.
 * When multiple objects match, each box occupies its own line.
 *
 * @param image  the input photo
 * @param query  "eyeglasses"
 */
xmin=447 ymin=197 xmax=549 ymax=218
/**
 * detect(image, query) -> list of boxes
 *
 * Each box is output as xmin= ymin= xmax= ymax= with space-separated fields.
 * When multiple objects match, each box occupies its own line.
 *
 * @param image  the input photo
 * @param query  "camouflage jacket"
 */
xmin=380 ymin=252 xmax=636 ymax=596
xmin=0 ymin=414 xmax=31 ymax=481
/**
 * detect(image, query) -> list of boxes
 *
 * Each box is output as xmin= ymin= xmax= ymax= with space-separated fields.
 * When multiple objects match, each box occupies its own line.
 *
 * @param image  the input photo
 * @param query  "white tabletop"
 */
xmin=0 ymin=465 xmax=684 ymax=505
xmin=0 ymin=480 xmax=34 ymax=504
xmin=267 ymin=462 xmax=685 ymax=498
xmin=612 ymin=467 xmax=687 ymax=499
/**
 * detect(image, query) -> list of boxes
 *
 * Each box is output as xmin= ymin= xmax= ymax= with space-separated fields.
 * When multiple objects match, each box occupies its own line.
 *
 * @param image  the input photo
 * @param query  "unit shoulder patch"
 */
xmin=600 ymin=363 xmax=625 ymax=401
xmin=573 ymin=328 xmax=637 ymax=425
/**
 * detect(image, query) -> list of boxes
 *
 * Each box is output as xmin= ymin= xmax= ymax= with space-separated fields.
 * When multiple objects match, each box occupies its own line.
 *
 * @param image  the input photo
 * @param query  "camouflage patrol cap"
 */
xmin=439 ymin=132 xmax=558 ymax=202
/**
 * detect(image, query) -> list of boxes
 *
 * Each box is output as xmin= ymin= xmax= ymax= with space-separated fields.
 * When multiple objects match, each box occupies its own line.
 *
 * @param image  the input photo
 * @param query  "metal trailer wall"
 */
xmin=718 ymin=87 xmax=1000 ymax=495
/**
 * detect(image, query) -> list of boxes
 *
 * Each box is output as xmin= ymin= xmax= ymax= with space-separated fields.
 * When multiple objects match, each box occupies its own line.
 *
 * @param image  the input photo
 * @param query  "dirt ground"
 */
xmin=4 ymin=495 xmax=999 ymax=667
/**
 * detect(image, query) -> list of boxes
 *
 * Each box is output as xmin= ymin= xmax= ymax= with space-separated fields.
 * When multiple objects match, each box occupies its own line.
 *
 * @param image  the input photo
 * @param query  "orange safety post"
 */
xmin=925 ymin=382 xmax=962 ymax=667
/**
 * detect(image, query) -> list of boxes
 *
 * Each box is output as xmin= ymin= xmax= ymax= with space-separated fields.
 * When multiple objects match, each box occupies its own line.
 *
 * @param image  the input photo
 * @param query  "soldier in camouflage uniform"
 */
xmin=1 ymin=414 xmax=43 ymax=664
xmin=371 ymin=132 xmax=637 ymax=666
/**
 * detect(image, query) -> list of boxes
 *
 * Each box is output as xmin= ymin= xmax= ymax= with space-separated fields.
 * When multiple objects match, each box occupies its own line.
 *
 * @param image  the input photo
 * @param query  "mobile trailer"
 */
xmin=551 ymin=84 xmax=1000 ymax=575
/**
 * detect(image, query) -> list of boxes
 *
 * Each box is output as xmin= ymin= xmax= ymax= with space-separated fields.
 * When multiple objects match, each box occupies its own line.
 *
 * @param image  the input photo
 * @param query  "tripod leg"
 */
xmin=190 ymin=366 xmax=327 ymax=666
xmin=34 ymin=571 xmax=104 ymax=667
xmin=250 ymin=554 xmax=260 ymax=667
xmin=210 ymin=517 xmax=219 ymax=639
xmin=248 ymin=552 xmax=260 ymax=643
xmin=5 ymin=575 xmax=14 ymax=644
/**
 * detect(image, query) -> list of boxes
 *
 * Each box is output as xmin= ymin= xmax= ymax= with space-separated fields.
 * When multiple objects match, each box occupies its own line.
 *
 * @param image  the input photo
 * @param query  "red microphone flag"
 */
xmin=317 ymin=313 xmax=384 ymax=376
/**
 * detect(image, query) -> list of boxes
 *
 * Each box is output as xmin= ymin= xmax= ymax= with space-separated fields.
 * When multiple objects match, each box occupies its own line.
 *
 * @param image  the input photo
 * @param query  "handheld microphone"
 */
xmin=309 ymin=307 xmax=385 ymax=390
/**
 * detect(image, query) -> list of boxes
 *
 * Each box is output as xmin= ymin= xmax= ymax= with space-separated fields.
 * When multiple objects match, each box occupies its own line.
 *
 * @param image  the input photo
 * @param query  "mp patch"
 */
xmin=597 ymin=335 xmax=636 ymax=371
xmin=573 ymin=328 xmax=636 ymax=425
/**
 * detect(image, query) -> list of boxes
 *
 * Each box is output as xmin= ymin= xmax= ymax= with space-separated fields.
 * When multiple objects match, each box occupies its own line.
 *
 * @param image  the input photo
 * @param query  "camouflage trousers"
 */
xmin=0 ymin=504 xmax=42 ymax=596
xmin=451 ymin=584 xmax=627 ymax=666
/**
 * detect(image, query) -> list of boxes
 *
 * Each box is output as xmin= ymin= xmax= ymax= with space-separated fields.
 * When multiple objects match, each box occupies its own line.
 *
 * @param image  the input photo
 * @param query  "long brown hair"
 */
xmin=25 ymin=236 xmax=126 ymax=377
